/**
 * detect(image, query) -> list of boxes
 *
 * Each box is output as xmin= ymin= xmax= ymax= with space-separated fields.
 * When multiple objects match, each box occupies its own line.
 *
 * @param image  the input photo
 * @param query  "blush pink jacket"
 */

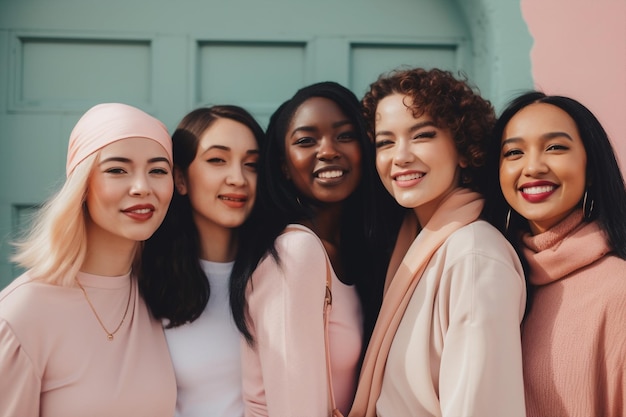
xmin=241 ymin=224 xmax=363 ymax=417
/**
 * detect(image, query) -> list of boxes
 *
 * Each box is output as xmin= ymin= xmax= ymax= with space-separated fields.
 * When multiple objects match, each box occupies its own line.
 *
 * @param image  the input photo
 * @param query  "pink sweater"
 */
xmin=521 ymin=210 xmax=626 ymax=417
xmin=0 ymin=271 xmax=176 ymax=417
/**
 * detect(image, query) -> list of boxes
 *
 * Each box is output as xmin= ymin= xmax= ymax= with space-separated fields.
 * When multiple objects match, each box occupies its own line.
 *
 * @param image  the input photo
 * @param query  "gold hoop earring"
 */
xmin=505 ymin=208 xmax=511 ymax=232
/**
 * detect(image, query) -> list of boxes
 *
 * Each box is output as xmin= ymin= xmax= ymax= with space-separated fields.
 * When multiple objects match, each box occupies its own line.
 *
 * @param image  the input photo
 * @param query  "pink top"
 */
xmin=0 ymin=271 xmax=176 ymax=417
xmin=521 ymin=211 xmax=626 ymax=417
xmin=241 ymin=224 xmax=363 ymax=417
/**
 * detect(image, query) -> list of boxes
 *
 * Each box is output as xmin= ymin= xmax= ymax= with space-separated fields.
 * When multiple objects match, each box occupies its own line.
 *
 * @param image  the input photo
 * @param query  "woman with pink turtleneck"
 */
xmin=484 ymin=91 xmax=626 ymax=417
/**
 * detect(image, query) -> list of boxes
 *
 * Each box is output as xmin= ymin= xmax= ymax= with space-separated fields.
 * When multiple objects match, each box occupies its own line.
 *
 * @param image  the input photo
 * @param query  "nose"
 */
xmin=317 ymin=137 xmax=340 ymax=161
xmin=226 ymin=165 xmax=246 ymax=186
xmin=130 ymin=173 xmax=151 ymax=196
xmin=523 ymin=151 xmax=549 ymax=177
xmin=392 ymin=139 xmax=414 ymax=166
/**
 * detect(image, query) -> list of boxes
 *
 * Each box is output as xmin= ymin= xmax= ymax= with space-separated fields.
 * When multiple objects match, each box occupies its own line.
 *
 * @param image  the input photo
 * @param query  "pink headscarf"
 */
xmin=66 ymin=103 xmax=172 ymax=176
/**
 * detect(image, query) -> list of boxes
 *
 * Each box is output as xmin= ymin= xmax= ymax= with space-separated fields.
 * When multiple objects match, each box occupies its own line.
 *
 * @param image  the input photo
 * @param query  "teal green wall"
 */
xmin=0 ymin=0 xmax=533 ymax=288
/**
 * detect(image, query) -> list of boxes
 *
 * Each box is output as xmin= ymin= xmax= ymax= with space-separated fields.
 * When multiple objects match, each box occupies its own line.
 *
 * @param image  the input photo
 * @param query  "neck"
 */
xmin=198 ymin=223 xmax=238 ymax=262
xmin=301 ymin=203 xmax=342 ymax=245
xmin=81 ymin=234 xmax=137 ymax=276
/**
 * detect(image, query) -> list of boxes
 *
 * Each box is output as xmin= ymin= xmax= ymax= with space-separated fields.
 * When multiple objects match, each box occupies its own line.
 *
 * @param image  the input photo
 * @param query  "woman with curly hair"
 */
xmin=348 ymin=68 xmax=526 ymax=417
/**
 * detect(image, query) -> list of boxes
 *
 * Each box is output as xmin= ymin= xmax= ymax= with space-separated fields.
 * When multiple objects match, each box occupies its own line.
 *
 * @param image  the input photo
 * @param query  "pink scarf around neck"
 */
xmin=348 ymin=187 xmax=484 ymax=417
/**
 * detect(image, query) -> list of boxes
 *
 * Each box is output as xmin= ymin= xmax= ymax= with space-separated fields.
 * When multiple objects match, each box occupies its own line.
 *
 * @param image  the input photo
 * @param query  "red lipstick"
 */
xmin=122 ymin=204 xmax=155 ymax=221
xmin=519 ymin=181 xmax=558 ymax=203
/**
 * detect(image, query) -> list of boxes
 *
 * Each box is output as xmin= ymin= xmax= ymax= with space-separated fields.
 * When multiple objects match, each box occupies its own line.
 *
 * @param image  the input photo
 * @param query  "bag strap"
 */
xmin=283 ymin=225 xmax=341 ymax=416
xmin=323 ymin=256 xmax=340 ymax=416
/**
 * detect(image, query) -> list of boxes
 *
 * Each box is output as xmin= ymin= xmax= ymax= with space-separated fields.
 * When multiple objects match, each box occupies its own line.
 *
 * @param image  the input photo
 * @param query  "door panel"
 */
xmin=350 ymin=42 xmax=463 ymax=97
xmin=0 ymin=0 xmax=472 ymax=287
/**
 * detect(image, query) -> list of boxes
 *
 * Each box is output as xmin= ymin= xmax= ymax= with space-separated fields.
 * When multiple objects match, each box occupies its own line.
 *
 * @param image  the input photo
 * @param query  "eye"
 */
xmin=413 ymin=130 xmax=436 ymax=140
xmin=104 ymin=167 xmax=127 ymax=174
xmin=150 ymin=167 xmax=170 ymax=175
xmin=546 ymin=144 xmax=569 ymax=152
xmin=206 ymin=157 xmax=226 ymax=164
xmin=293 ymin=136 xmax=316 ymax=147
xmin=502 ymin=148 xmax=523 ymax=158
xmin=244 ymin=161 xmax=258 ymax=172
xmin=337 ymin=131 xmax=357 ymax=142
xmin=375 ymin=139 xmax=394 ymax=149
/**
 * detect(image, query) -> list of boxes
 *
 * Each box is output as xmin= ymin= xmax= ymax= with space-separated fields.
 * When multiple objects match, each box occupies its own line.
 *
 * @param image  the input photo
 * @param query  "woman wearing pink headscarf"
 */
xmin=0 ymin=103 xmax=177 ymax=417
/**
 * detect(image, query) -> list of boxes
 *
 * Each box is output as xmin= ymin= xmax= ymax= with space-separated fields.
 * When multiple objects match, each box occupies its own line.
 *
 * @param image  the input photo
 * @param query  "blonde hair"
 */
xmin=12 ymin=153 xmax=98 ymax=287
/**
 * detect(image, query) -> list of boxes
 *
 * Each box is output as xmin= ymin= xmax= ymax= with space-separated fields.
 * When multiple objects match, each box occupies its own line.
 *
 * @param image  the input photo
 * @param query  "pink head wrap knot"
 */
xmin=66 ymin=103 xmax=172 ymax=176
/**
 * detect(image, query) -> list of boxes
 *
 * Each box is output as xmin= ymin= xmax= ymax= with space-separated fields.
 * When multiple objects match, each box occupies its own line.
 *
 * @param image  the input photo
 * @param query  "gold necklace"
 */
xmin=75 ymin=277 xmax=133 ymax=341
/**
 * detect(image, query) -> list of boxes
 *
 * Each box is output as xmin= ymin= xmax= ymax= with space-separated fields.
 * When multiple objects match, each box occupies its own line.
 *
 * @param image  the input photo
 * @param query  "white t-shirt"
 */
xmin=165 ymin=260 xmax=243 ymax=417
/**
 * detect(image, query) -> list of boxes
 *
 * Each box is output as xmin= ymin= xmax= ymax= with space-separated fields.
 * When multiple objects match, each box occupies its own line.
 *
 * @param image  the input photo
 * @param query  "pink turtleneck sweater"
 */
xmin=521 ymin=211 xmax=626 ymax=417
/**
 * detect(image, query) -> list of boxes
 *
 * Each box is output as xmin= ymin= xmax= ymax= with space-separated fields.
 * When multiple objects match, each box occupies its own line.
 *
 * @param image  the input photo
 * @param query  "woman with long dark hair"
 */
xmin=141 ymin=105 xmax=264 ymax=417
xmin=230 ymin=81 xmax=396 ymax=416
xmin=483 ymin=91 xmax=626 ymax=417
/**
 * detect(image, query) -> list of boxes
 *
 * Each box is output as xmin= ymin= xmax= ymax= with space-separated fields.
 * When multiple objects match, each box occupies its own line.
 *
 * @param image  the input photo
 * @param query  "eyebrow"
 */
xmin=99 ymin=156 xmax=171 ymax=165
xmin=501 ymin=131 xmax=574 ymax=148
xmin=201 ymin=145 xmax=259 ymax=155
xmin=289 ymin=119 xmax=354 ymax=137
xmin=375 ymin=120 xmax=436 ymax=139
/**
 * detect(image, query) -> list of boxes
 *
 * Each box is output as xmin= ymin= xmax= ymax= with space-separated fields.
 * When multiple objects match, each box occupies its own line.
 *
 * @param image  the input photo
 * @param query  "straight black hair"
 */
xmin=230 ymin=81 xmax=400 ymax=345
xmin=139 ymin=105 xmax=265 ymax=327
xmin=483 ymin=91 xmax=626 ymax=260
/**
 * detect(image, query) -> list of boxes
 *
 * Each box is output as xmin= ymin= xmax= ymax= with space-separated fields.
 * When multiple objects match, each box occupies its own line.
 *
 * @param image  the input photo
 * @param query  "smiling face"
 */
xmin=176 ymin=117 xmax=259 ymax=235
xmin=499 ymin=102 xmax=587 ymax=234
xmin=85 ymin=137 xmax=173 ymax=245
xmin=283 ymin=96 xmax=362 ymax=204
xmin=374 ymin=93 xmax=465 ymax=226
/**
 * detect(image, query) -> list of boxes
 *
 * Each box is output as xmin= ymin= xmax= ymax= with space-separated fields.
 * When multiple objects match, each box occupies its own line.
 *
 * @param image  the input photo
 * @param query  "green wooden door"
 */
xmin=1 ymin=0 xmax=528 ymax=287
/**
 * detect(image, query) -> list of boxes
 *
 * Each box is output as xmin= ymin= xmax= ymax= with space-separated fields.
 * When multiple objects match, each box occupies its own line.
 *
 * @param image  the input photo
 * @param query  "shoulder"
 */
xmin=0 ymin=273 xmax=67 ymax=353
xmin=443 ymin=220 xmax=520 ymax=265
xmin=276 ymin=225 xmax=323 ymax=247
xmin=432 ymin=222 xmax=526 ymax=317
xmin=0 ymin=273 xmax=56 ymax=316
xmin=0 ymin=271 xmax=75 ymax=321
xmin=273 ymin=225 xmax=327 ymax=261
xmin=248 ymin=226 xmax=329 ymax=311
xmin=253 ymin=225 xmax=328 ymax=280
xmin=433 ymin=221 xmax=525 ymax=295
xmin=589 ymin=254 xmax=626 ymax=305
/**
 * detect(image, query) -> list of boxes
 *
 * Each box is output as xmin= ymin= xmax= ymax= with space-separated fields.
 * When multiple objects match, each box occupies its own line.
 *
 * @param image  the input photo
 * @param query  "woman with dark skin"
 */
xmin=230 ymin=82 xmax=397 ymax=416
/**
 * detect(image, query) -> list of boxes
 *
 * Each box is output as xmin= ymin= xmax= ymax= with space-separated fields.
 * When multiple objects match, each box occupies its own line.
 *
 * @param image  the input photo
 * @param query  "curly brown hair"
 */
xmin=361 ymin=67 xmax=495 ymax=192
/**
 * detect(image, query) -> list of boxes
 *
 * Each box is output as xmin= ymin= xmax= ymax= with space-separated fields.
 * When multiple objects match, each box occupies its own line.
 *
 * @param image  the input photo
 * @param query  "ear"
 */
xmin=174 ymin=167 xmax=188 ymax=195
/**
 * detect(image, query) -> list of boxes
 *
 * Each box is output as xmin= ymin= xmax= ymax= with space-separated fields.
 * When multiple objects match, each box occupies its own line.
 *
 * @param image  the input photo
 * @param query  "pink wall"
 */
xmin=521 ymin=0 xmax=626 ymax=169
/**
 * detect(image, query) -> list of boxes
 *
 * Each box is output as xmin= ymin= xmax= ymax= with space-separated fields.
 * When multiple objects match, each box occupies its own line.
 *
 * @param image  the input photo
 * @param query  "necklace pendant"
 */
xmin=107 ymin=334 xmax=114 ymax=341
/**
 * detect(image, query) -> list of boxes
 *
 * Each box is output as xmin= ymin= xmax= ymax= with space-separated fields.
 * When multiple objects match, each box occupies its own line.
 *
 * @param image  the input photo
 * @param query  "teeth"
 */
xmin=396 ymin=173 xmax=424 ymax=181
xmin=522 ymin=185 xmax=555 ymax=195
xmin=317 ymin=170 xmax=343 ymax=179
xmin=130 ymin=208 xmax=151 ymax=214
xmin=220 ymin=196 xmax=244 ymax=202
